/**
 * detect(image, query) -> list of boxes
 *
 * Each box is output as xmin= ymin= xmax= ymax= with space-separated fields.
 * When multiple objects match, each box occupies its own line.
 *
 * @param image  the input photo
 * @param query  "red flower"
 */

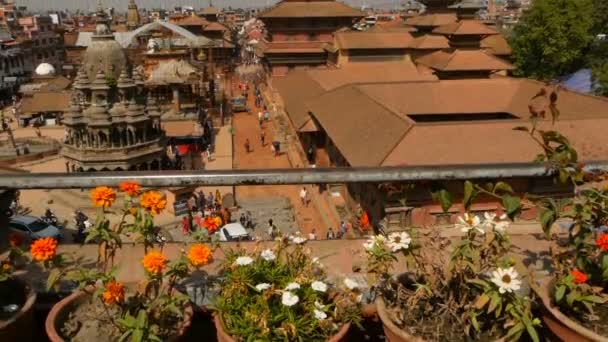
xmin=8 ymin=233 xmax=23 ymax=247
xmin=571 ymin=269 xmax=588 ymax=284
xmin=597 ymin=234 xmax=608 ymax=251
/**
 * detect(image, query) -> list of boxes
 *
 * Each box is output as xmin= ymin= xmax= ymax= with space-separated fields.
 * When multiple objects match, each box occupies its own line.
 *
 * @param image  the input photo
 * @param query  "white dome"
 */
xmin=35 ymin=63 xmax=56 ymax=76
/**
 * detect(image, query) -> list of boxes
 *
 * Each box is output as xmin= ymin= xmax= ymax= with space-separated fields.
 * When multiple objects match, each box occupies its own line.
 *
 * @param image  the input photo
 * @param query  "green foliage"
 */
xmin=510 ymin=0 xmax=595 ymax=80
xmin=117 ymin=310 xmax=162 ymax=342
xmin=431 ymin=188 xmax=453 ymax=213
xmin=216 ymin=239 xmax=362 ymax=341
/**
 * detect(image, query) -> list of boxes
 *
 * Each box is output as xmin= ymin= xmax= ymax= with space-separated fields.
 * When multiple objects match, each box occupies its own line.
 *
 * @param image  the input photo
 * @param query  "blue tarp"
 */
xmin=559 ymin=68 xmax=596 ymax=94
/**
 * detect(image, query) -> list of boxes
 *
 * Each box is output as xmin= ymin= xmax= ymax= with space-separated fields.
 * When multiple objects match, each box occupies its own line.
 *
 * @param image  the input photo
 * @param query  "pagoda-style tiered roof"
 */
xmin=259 ymin=0 xmax=366 ymax=18
xmin=416 ymin=50 xmax=514 ymax=72
xmin=410 ymin=34 xmax=451 ymax=49
xmin=433 ymin=20 xmax=498 ymax=36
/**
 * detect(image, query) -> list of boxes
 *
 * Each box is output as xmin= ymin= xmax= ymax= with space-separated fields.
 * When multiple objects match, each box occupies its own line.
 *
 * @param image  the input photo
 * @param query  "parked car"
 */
xmin=9 ymin=215 xmax=62 ymax=242
xmin=215 ymin=223 xmax=252 ymax=242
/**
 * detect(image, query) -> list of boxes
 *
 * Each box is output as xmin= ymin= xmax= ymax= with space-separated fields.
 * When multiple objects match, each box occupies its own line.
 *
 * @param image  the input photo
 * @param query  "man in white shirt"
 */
xmin=299 ymin=187 xmax=308 ymax=207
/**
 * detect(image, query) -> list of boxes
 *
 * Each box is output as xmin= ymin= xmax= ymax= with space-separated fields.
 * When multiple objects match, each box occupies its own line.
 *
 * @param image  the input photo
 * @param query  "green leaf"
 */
xmin=488 ymin=291 xmax=501 ymax=314
xmin=580 ymin=295 xmax=606 ymax=304
xmin=463 ymin=180 xmax=474 ymax=211
xmin=136 ymin=309 xmax=147 ymax=328
xmin=132 ymin=329 xmax=143 ymax=342
xmin=505 ymin=322 xmax=524 ymax=341
xmin=555 ymin=285 xmax=566 ymax=303
xmin=539 ymin=208 xmax=556 ymax=238
xmin=502 ymin=195 xmax=521 ymax=220
xmin=46 ymin=269 xmax=61 ymax=291
xmin=470 ymin=313 xmax=480 ymax=332
xmin=525 ymin=321 xmax=540 ymax=342
xmin=437 ymin=189 xmax=452 ymax=213
xmin=494 ymin=181 xmax=514 ymax=194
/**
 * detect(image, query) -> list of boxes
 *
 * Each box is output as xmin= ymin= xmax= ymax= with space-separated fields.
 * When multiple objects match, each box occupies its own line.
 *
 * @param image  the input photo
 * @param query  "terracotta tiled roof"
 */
xmin=383 ymin=118 xmax=608 ymax=166
xmin=20 ymin=92 xmax=71 ymax=115
xmin=171 ymin=15 xmax=207 ymax=27
xmin=203 ymin=22 xmax=228 ymax=32
xmin=259 ymin=1 xmax=366 ymax=18
xmin=260 ymin=40 xmax=327 ymax=54
xmin=432 ymin=20 xmax=498 ymax=35
xmin=274 ymin=62 xmax=437 ymax=131
xmin=416 ymin=50 xmax=514 ymax=71
xmin=334 ymin=31 xmax=413 ymax=49
xmin=481 ymin=34 xmax=512 ymax=56
xmin=368 ymin=25 xmax=417 ymax=33
xmin=306 ymin=62 xmax=437 ymax=90
xmin=410 ymin=34 xmax=450 ymax=49
xmin=201 ymin=6 xmax=220 ymax=15
xmin=404 ymin=13 xmax=457 ymax=27
xmin=306 ymin=86 xmax=412 ymax=167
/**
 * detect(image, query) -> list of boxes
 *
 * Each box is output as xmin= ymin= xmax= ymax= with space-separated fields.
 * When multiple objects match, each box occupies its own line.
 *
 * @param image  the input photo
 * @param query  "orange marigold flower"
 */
xmin=597 ymin=233 xmax=608 ymax=251
xmin=140 ymin=191 xmax=167 ymax=215
xmin=8 ymin=233 xmax=24 ymax=247
xmin=91 ymin=186 xmax=116 ymax=208
xmin=203 ymin=216 xmax=222 ymax=233
xmin=30 ymin=237 xmax=58 ymax=262
xmin=2 ymin=263 xmax=11 ymax=272
xmin=102 ymin=280 xmax=125 ymax=305
xmin=119 ymin=181 xmax=141 ymax=197
xmin=571 ymin=269 xmax=588 ymax=284
xmin=142 ymin=251 xmax=166 ymax=274
xmin=188 ymin=243 xmax=212 ymax=267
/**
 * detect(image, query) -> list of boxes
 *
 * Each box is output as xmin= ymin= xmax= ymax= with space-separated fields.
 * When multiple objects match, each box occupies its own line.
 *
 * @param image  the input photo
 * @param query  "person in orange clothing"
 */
xmin=359 ymin=211 xmax=370 ymax=232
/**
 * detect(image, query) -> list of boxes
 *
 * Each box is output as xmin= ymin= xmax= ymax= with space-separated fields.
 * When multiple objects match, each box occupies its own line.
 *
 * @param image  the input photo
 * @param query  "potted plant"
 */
xmin=366 ymin=211 xmax=541 ymax=341
xmin=33 ymin=182 xmax=213 ymax=342
xmin=214 ymin=235 xmax=362 ymax=341
xmin=0 ymin=233 xmax=36 ymax=341
xmin=531 ymin=168 xmax=608 ymax=341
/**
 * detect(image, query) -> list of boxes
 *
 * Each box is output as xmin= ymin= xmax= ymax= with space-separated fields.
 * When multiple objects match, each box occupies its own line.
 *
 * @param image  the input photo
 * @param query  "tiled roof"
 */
xmin=416 ymin=50 xmax=514 ymax=71
xmin=307 ymin=86 xmax=411 ymax=167
xmin=481 ymin=34 xmax=512 ymax=56
xmin=410 ymin=34 xmax=450 ymax=49
xmin=334 ymin=31 xmax=413 ymax=49
xmin=432 ymin=20 xmax=498 ymax=35
xmin=404 ymin=13 xmax=458 ymax=27
xmin=259 ymin=1 xmax=366 ymax=18
xmin=21 ymin=92 xmax=71 ymax=115
xmin=274 ymin=62 xmax=437 ymax=131
xmin=171 ymin=15 xmax=207 ymax=27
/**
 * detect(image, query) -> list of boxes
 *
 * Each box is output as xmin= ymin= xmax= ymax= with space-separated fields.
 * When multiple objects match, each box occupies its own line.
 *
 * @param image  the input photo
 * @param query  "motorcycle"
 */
xmin=43 ymin=209 xmax=59 ymax=227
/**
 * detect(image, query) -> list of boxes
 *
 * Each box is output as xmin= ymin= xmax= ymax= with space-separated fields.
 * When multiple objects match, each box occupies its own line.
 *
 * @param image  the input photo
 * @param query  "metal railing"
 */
xmin=2 ymin=161 xmax=608 ymax=190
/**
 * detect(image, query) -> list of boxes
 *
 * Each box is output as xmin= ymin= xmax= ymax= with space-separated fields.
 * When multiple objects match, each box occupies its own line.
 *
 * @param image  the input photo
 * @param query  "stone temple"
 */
xmin=62 ymin=4 xmax=164 ymax=172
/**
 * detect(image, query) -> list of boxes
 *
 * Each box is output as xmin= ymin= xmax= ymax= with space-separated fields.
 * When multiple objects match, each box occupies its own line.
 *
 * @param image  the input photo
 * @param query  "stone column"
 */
xmin=65 ymin=162 xmax=70 ymax=173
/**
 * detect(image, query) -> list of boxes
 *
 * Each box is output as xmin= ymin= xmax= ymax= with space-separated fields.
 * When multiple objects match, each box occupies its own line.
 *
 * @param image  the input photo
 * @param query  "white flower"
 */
xmin=314 ymin=300 xmax=325 ymax=310
xmin=455 ymin=213 xmax=484 ymax=235
xmin=311 ymin=281 xmax=328 ymax=292
xmin=281 ymin=291 xmax=299 ymax=306
xmin=292 ymin=236 xmax=307 ymax=245
xmin=235 ymin=256 xmax=254 ymax=266
xmin=490 ymin=267 xmax=522 ymax=294
xmin=363 ymin=235 xmax=386 ymax=250
xmin=255 ymin=283 xmax=271 ymax=292
xmin=482 ymin=212 xmax=510 ymax=233
xmin=260 ymin=249 xmax=276 ymax=261
xmin=387 ymin=232 xmax=411 ymax=252
xmin=344 ymin=278 xmax=358 ymax=290
xmin=285 ymin=282 xmax=301 ymax=291
xmin=312 ymin=257 xmax=320 ymax=264
xmin=314 ymin=309 xmax=327 ymax=320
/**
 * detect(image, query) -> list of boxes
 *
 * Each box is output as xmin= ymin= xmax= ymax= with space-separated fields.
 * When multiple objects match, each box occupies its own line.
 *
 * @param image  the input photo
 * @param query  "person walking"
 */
xmin=239 ymin=213 xmax=247 ymax=227
xmin=245 ymin=139 xmax=251 ymax=153
xmin=299 ymin=187 xmax=308 ymax=207
xmin=340 ymin=221 xmax=348 ymax=237
xmin=260 ymin=130 xmax=265 ymax=146
xmin=308 ymin=229 xmax=317 ymax=240
xmin=181 ymin=216 xmax=191 ymax=235
xmin=215 ymin=190 xmax=222 ymax=209
xmin=258 ymin=111 xmax=263 ymax=127
xmin=198 ymin=190 xmax=206 ymax=213
xmin=267 ymin=219 xmax=276 ymax=239
xmin=207 ymin=192 xmax=214 ymax=210
xmin=326 ymin=227 xmax=335 ymax=240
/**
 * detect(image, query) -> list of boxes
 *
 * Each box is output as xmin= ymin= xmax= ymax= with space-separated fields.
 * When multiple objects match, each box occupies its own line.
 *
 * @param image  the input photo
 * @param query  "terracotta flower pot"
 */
xmin=377 ymin=297 xmax=506 ymax=342
xmin=0 ymin=278 xmax=37 ymax=341
xmin=376 ymin=297 xmax=425 ymax=342
xmin=45 ymin=291 xmax=194 ymax=342
xmin=213 ymin=314 xmax=351 ymax=342
xmin=533 ymin=279 xmax=608 ymax=342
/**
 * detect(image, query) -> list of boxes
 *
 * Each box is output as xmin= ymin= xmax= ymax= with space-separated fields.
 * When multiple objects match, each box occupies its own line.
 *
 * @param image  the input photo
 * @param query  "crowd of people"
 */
xmin=180 ymin=189 xmax=230 ymax=236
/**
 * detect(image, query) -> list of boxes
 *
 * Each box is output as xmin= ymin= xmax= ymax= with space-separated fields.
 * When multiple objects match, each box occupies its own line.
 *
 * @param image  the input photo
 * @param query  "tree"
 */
xmin=509 ymin=0 xmax=595 ymax=80
xmin=592 ymin=0 xmax=608 ymax=35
